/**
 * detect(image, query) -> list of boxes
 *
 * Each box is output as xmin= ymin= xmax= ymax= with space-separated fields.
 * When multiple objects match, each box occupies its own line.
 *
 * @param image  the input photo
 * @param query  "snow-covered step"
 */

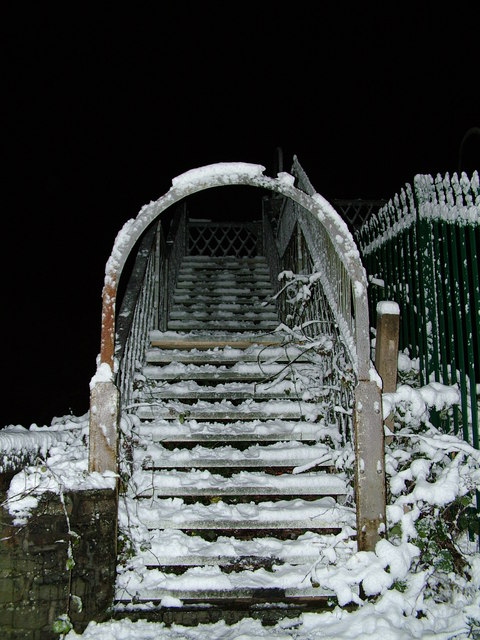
xmin=167 ymin=319 xmax=279 ymax=331
xmin=180 ymin=255 xmax=269 ymax=264
xmin=134 ymin=399 xmax=324 ymax=421
xmin=136 ymin=441 xmax=334 ymax=468
xmin=137 ymin=478 xmax=347 ymax=504
xmin=145 ymin=343 xmax=314 ymax=364
xmin=143 ymin=361 xmax=287 ymax=375
xmin=149 ymin=330 xmax=286 ymax=350
xmin=173 ymin=284 xmax=274 ymax=296
xmin=175 ymin=270 xmax=272 ymax=281
xmin=169 ymin=301 xmax=277 ymax=312
xmin=137 ymin=379 xmax=309 ymax=401
xmin=135 ymin=419 xmax=335 ymax=443
xmin=133 ymin=470 xmax=346 ymax=498
xmin=173 ymin=294 xmax=275 ymax=306
xmin=143 ymin=555 xmax=315 ymax=568
xmin=132 ymin=496 xmax=354 ymax=532
xmin=169 ymin=310 xmax=279 ymax=322
xmin=178 ymin=261 xmax=271 ymax=272
xmin=119 ymin=526 xmax=355 ymax=567
xmin=132 ymin=418 xmax=339 ymax=443
xmin=115 ymin=585 xmax=336 ymax=605
xmin=173 ymin=282 xmax=273 ymax=293
xmin=142 ymin=361 xmax=317 ymax=380
xmin=135 ymin=462 xmax=347 ymax=488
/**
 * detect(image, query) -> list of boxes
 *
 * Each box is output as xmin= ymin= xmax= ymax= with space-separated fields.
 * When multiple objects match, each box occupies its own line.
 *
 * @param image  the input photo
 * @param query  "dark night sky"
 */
xmin=2 ymin=4 xmax=479 ymax=427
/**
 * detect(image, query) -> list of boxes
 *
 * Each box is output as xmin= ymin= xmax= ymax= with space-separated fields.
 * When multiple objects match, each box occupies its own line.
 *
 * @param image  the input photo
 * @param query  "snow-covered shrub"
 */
xmin=382 ymin=355 xmax=480 ymax=613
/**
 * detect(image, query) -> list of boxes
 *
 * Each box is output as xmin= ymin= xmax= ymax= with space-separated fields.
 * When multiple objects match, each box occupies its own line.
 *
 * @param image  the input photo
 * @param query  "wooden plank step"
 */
xmin=150 ymin=338 xmax=282 ymax=349
xmin=180 ymin=256 xmax=269 ymax=266
xmin=169 ymin=301 xmax=277 ymax=311
xmin=178 ymin=261 xmax=270 ymax=270
xmin=173 ymin=287 xmax=273 ymax=297
xmin=170 ymin=301 xmax=276 ymax=311
xmin=149 ymin=330 xmax=287 ymax=350
xmin=167 ymin=321 xmax=279 ymax=331
xmin=175 ymin=282 xmax=274 ymax=293
xmin=173 ymin=294 xmax=275 ymax=304
xmin=174 ymin=279 xmax=272 ymax=290
xmin=176 ymin=270 xmax=272 ymax=279
xmin=115 ymin=587 xmax=335 ymax=603
xmin=168 ymin=310 xmax=279 ymax=321
xmin=178 ymin=269 xmax=271 ymax=278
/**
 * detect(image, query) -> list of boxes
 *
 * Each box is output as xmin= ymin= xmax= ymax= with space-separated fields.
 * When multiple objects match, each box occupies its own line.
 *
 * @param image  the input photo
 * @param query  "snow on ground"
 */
xmin=1 ymin=355 xmax=480 ymax=639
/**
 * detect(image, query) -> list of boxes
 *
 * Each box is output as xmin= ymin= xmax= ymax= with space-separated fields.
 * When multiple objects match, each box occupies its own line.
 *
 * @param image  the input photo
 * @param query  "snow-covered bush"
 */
xmin=382 ymin=358 xmax=480 ymax=615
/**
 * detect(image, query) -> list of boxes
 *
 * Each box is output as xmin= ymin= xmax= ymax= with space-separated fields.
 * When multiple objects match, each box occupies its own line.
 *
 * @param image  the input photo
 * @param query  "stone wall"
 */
xmin=0 ymin=483 xmax=117 ymax=640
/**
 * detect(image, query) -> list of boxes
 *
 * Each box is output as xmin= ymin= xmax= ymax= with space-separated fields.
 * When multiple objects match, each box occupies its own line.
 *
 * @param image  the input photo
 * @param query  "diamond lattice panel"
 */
xmin=188 ymin=224 xmax=258 ymax=257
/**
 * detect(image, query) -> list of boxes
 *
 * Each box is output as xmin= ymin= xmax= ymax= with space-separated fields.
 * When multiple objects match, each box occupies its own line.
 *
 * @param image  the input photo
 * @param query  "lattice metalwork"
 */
xmin=261 ymin=204 xmax=282 ymax=297
xmin=164 ymin=205 xmax=187 ymax=330
xmin=187 ymin=221 xmax=261 ymax=257
xmin=334 ymin=199 xmax=387 ymax=229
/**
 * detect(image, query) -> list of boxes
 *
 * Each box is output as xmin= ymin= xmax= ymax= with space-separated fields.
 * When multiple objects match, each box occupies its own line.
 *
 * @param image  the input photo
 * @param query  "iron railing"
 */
xmin=286 ymin=157 xmax=365 ymax=374
xmin=264 ymin=192 xmax=357 ymax=444
xmin=161 ymin=204 xmax=187 ymax=330
xmin=356 ymin=170 xmax=480 ymax=449
xmin=115 ymin=224 xmax=160 ymax=410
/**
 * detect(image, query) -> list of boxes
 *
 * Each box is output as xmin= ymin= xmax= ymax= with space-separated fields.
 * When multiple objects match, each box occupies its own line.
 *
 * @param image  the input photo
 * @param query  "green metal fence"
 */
xmin=356 ymin=171 xmax=480 ymax=449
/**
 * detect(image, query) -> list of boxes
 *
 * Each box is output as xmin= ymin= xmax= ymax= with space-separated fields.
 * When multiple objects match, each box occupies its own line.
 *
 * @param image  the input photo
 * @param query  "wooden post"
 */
xmin=375 ymin=301 xmax=400 ymax=435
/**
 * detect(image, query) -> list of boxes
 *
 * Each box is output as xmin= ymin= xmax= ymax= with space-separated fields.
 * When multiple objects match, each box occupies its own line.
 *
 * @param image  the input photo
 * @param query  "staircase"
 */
xmin=114 ymin=251 xmax=357 ymax=624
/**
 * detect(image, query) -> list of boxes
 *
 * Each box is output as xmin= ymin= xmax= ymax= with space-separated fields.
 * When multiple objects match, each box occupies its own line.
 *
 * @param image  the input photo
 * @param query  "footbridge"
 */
xmin=88 ymin=156 xmax=388 ymax=620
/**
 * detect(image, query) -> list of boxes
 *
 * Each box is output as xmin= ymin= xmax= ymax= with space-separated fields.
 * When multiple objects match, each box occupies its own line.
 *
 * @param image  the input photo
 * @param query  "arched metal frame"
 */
xmin=89 ymin=162 xmax=386 ymax=550
xmin=98 ymin=164 xmax=371 ymax=378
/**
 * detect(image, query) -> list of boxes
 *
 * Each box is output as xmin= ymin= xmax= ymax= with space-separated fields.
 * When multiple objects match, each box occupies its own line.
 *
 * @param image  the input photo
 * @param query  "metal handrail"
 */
xmin=275 ymin=157 xmax=369 ymax=380
xmin=115 ymin=224 xmax=160 ymax=410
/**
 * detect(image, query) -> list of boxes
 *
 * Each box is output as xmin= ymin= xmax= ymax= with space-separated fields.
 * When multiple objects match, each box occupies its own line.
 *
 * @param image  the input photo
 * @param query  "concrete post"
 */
xmin=375 ymin=301 xmax=400 ymax=434
xmin=88 ymin=381 xmax=119 ymax=474
xmin=354 ymin=380 xmax=386 ymax=551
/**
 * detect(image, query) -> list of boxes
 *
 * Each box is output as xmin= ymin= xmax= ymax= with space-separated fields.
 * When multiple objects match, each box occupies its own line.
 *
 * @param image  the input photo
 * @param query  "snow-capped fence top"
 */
xmin=356 ymin=170 xmax=480 ymax=452
xmin=357 ymin=171 xmax=480 ymax=256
